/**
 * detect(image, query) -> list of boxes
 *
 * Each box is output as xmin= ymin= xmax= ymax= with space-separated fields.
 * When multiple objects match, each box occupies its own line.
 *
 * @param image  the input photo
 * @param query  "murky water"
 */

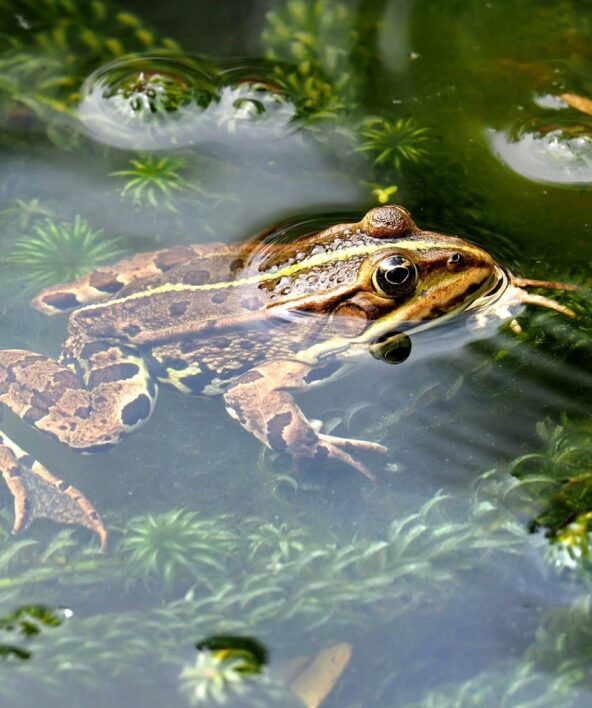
xmin=1 ymin=1 xmax=592 ymax=706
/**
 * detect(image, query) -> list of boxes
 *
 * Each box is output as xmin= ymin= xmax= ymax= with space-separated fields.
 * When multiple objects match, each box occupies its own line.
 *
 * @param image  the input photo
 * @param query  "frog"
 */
xmin=0 ymin=205 xmax=575 ymax=549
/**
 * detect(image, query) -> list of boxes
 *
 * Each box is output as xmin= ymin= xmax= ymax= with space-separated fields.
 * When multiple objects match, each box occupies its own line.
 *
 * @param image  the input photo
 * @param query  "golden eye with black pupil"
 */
xmin=447 ymin=252 xmax=464 ymax=269
xmin=372 ymin=255 xmax=418 ymax=298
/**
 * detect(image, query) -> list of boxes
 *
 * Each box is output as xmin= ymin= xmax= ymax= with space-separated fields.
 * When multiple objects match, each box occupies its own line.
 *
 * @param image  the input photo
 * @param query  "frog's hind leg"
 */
xmin=0 ymin=431 xmax=108 ymax=549
xmin=0 ymin=343 xmax=157 ymax=545
xmin=0 ymin=346 xmax=157 ymax=450
xmin=224 ymin=360 xmax=387 ymax=481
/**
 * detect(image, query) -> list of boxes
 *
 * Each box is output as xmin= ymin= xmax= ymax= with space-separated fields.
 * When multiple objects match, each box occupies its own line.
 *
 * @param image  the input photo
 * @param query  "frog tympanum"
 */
xmin=0 ymin=206 xmax=574 ymax=548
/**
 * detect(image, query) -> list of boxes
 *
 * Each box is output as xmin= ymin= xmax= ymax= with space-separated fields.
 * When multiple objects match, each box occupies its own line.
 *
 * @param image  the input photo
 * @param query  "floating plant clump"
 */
xmin=79 ymin=54 xmax=219 ymax=149
xmin=79 ymin=54 xmax=297 ymax=149
xmin=178 ymin=649 xmax=300 ymax=707
xmin=207 ymin=78 xmax=296 ymax=135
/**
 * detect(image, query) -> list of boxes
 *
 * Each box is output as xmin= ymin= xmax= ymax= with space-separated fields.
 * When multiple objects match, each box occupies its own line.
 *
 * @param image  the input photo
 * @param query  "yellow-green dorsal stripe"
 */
xmin=82 ymin=238 xmax=483 ymax=311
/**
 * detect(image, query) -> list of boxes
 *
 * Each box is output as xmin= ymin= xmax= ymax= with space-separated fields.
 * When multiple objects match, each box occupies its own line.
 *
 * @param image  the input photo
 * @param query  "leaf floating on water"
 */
xmin=560 ymin=93 xmax=592 ymax=116
xmin=287 ymin=642 xmax=352 ymax=708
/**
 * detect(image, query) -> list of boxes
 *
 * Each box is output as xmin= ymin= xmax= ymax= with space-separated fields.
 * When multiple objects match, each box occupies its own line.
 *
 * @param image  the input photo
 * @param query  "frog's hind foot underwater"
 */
xmin=0 ymin=206 xmax=575 ymax=549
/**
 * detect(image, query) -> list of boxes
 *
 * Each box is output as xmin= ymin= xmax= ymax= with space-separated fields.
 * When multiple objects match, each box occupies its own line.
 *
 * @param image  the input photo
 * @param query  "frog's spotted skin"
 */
xmin=0 ymin=344 xmax=156 ymax=451
xmin=0 ymin=206 xmax=574 ymax=549
xmin=0 ymin=429 xmax=107 ymax=549
xmin=33 ymin=244 xmax=239 ymax=315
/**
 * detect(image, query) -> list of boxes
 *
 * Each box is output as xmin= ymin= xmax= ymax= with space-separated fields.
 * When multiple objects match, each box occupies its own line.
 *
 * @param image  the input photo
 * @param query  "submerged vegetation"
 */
xmin=358 ymin=118 xmax=432 ymax=172
xmin=261 ymin=0 xmax=356 ymax=120
xmin=261 ymin=0 xmax=433 ymax=199
xmin=7 ymin=215 xmax=125 ymax=286
xmin=0 ymin=489 xmax=532 ymax=703
xmin=0 ymin=0 xmax=179 ymax=124
xmin=111 ymin=154 xmax=194 ymax=211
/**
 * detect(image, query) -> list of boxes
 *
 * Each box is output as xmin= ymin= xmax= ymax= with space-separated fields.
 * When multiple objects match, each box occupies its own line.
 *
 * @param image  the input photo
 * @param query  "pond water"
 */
xmin=1 ymin=1 xmax=592 ymax=706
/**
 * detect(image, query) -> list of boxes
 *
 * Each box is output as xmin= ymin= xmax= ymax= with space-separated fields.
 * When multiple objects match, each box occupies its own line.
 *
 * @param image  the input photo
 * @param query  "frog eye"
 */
xmin=372 ymin=255 xmax=418 ymax=298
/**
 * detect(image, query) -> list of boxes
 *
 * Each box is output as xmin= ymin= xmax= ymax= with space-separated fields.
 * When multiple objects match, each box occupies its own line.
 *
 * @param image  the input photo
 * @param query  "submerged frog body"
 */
xmin=0 ymin=206 xmax=574 ymax=548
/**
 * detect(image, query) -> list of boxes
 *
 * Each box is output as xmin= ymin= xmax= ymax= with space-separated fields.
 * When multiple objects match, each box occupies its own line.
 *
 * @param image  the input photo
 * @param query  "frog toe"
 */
xmin=0 ymin=432 xmax=108 ymax=550
xmin=305 ymin=439 xmax=378 ymax=482
xmin=321 ymin=433 xmax=388 ymax=456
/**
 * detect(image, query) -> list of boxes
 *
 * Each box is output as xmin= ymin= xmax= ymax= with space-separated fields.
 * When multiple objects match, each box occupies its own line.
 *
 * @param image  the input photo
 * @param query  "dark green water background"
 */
xmin=1 ymin=0 xmax=592 ymax=706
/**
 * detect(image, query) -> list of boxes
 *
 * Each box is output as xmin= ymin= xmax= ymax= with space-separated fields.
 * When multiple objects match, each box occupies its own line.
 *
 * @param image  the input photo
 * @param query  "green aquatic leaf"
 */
xmin=7 ymin=215 xmax=126 ymax=287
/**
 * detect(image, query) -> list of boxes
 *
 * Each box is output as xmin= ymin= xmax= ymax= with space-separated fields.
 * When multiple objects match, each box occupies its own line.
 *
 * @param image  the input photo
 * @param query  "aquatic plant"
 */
xmin=371 ymin=184 xmax=399 ymax=204
xmin=179 ymin=649 xmax=253 ymax=706
xmin=272 ymin=71 xmax=346 ymax=122
xmin=101 ymin=64 xmax=210 ymax=121
xmin=0 ymin=484 xmax=531 ymax=701
xmin=358 ymin=117 xmax=432 ymax=173
xmin=120 ymin=509 xmax=239 ymax=592
xmin=408 ymin=588 xmax=592 ymax=708
xmin=8 ymin=215 xmax=125 ymax=286
xmin=246 ymin=520 xmax=316 ymax=565
xmin=404 ymin=664 xmax=582 ymax=708
xmin=78 ymin=54 xmax=221 ymax=150
xmin=525 ymin=594 xmax=592 ymax=691
xmin=0 ymin=605 xmax=61 ymax=661
xmin=263 ymin=0 xmax=354 ymax=75
xmin=111 ymin=154 xmax=194 ymax=211
xmin=504 ymin=417 xmax=592 ymax=564
xmin=179 ymin=648 xmax=302 ymax=707
xmin=261 ymin=0 xmax=357 ymax=120
xmin=0 ymin=198 xmax=55 ymax=235
xmin=0 ymin=0 xmax=179 ymax=124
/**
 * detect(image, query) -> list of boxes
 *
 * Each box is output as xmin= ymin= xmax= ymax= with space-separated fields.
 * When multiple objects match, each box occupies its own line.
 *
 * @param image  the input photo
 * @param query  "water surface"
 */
xmin=1 ymin=1 xmax=592 ymax=706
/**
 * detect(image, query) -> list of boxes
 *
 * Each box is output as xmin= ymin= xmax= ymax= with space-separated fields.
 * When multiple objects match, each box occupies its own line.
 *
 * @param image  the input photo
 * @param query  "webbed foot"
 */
xmin=299 ymin=433 xmax=385 ymax=481
xmin=224 ymin=360 xmax=387 ymax=482
xmin=0 ymin=431 xmax=108 ymax=550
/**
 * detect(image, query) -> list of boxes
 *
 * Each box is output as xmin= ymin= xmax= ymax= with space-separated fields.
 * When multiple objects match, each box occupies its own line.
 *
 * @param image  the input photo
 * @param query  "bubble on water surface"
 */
xmin=78 ymin=54 xmax=297 ymax=150
xmin=489 ymin=116 xmax=592 ymax=185
xmin=532 ymin=93 xmax=570 ymax=110
xmin=207 ymin=79 xmax=296 ymax=136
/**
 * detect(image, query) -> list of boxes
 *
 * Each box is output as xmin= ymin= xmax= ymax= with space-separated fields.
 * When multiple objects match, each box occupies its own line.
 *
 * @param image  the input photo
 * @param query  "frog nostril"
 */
xmin=447 ymin=253 xmax=464 ymax=269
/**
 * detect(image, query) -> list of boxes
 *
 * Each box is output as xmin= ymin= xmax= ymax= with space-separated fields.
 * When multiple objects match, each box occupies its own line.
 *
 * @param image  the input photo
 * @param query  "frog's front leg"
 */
xmin=0 ymin=342 xmax=157 ymax=547
xmin=223 ymin=360 xmax=386 ymax=480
